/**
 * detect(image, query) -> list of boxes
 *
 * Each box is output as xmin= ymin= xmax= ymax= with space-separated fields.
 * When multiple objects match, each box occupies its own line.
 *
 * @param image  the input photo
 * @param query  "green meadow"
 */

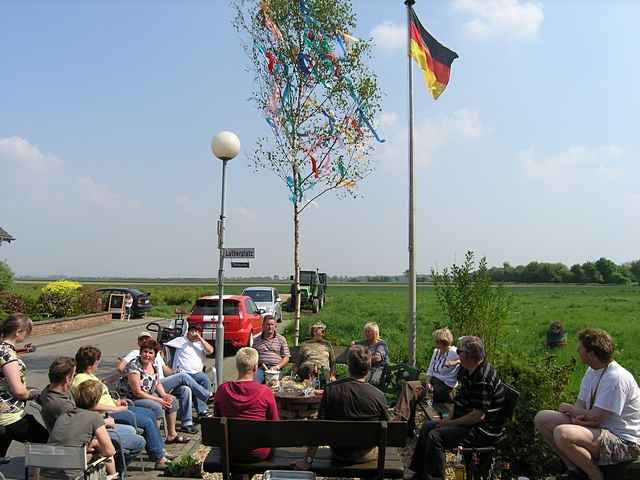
xmin=14 ymin=281 xmax=640 ymax=395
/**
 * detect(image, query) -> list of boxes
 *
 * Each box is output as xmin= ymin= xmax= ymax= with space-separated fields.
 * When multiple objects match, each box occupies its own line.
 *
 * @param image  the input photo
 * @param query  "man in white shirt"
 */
xmin=165 ymin=324 xmax=216 ymax=418
xmin=117 ymin=331 xmax=212 ymax=432
xmin=535 ymin=328 xmax=640 ymax=480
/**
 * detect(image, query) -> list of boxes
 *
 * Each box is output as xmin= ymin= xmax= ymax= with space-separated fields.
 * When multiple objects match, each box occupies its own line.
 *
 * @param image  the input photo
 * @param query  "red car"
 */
xmin=187 ymin=295 xmax=264 ymax=349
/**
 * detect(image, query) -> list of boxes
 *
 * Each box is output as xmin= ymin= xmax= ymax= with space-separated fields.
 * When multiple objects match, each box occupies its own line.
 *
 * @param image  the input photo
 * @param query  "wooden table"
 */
xmin=275 ymin=390 xmax=323 ymax=419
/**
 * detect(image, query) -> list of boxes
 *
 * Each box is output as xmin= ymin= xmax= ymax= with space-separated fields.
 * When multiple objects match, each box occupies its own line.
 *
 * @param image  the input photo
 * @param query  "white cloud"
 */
xmin=519 ymin=145 xmax=625 ymax=186
xmin=76 ymin=176 xmax=124 ymax=209
xmin=0 ymin=136 xmax=62 ymax=173
xmin=414 ymin=109 xmax=484 ymax=166
xmin=375 ymin=108 xmax=485 ymax=170
xmin=451 ymin=0 xmax=543 ymax=40
xmin=370 ymin=22 xmax=405 ymax=53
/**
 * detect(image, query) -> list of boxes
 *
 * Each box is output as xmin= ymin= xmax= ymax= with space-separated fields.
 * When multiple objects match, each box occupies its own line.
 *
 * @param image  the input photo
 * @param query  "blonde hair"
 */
xmin=73 ymin=379 xmax=102 ymax=409
xmin=363 ymin=322 xmax=379 ymax=337
xmin=432 ymin=328 xmax=454 ymax=346
xmin=235 ymin=347 xmax=259 ymax=374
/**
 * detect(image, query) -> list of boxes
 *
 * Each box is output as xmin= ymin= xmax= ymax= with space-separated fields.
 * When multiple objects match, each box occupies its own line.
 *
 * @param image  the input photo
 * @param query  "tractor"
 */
xmin=289 ymin=269 xmax=327 ymax=313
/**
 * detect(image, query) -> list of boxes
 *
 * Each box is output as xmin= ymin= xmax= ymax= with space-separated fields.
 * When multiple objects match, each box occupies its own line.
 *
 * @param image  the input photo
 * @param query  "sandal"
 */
xmin=177 ymin=424 xmax=198 ymax=434
xmin=166 ymin=435 xmax=189 ymax=444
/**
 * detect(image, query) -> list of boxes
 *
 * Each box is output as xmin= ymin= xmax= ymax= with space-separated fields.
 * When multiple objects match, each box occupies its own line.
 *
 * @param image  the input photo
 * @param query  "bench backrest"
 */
xmin=202 ymin=418 xmax=407 ymax=449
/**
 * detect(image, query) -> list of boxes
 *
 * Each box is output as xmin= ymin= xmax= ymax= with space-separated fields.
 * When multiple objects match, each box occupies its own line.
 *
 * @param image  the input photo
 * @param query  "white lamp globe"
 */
xmin=211 ymin=131 xmax=241 ymax=161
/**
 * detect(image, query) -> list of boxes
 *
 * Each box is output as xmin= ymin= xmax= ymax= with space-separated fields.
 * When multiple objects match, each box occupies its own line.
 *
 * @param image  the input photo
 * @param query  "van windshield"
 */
xmin=192 ymin=299 xmax=239 ymax=316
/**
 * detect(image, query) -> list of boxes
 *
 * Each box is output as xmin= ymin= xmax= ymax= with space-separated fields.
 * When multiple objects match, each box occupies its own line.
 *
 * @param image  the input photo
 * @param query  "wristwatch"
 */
xmin=304 ymin=455 xmax=313 ymax=465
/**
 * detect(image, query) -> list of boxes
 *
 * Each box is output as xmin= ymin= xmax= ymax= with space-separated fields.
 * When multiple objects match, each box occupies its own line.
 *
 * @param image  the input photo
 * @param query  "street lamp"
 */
xmin=212 ymin=131 xmax=241 ymax=389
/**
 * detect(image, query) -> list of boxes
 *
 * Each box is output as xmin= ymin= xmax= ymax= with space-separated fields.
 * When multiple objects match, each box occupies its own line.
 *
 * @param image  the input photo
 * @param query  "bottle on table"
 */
xmin=453 ymin=446 xmax=466 ymax=480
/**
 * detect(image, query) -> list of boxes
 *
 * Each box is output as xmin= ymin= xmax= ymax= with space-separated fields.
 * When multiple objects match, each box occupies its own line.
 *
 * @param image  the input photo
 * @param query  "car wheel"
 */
xmin=312 ymin=298 xmax=320 ymax=314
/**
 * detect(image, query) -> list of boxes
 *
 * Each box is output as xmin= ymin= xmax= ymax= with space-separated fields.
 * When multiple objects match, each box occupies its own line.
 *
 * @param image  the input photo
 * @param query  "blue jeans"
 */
xmin=132 ymin=396 xmax=178 ymax=422
xmin=161 ymin=372 xmax=210 ymax=423
xmin=111 ymin=407 xmax=165 ymax=461
xmin=109 ymin=423 xmax=146 ymax=471
xmin=255 ymin=367 xmax=265 ymax=384
xmin=185 ymin=371 xmax=212 ymax=415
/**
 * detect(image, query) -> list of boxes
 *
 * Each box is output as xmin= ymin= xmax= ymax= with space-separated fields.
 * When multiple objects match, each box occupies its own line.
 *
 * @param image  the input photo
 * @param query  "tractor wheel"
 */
xmin=312 ymin=298 xmax=320 ymax=313
xmin=319 ymin=295 xmax=325 ymax=310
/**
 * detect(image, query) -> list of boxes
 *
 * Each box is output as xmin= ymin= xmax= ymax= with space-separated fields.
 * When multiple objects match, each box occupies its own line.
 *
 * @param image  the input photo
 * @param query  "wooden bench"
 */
xmin=201 ymin=417 xmax=408 ymax=480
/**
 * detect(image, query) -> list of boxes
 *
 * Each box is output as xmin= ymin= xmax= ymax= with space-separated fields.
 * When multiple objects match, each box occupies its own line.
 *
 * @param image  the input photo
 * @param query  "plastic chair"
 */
xmin=24 ymin=442 xmax=109 ymax=480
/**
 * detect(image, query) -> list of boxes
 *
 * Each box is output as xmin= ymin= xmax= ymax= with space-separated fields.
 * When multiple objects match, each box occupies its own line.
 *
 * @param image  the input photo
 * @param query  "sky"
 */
xmin=1 ymin=0 xmax=639 ymax=278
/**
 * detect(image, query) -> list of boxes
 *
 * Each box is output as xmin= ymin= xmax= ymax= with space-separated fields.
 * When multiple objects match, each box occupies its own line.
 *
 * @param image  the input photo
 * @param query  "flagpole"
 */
xmin=405 ymin=0 xmax=417 ymax=367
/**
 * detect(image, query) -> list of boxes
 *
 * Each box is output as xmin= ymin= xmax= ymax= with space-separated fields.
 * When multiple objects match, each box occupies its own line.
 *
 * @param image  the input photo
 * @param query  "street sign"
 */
xmin=223 ymin=247 xmax=255 ymax=259
xmin=231 ymin=261 xmax=250 ymax=268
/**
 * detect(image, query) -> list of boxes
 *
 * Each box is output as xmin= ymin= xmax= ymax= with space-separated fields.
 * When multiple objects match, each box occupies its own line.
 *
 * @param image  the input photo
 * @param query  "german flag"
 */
xmin=409 ymin=8 xmax=458 ymax=100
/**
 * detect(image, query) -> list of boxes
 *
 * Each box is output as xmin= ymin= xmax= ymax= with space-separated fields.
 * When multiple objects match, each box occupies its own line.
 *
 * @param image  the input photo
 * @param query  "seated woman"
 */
xmin=73 ymin=345 xmax=170 ymax=469
xmin=393 ymin=327 xmax=460 ymax=432
xmin=296 ymin=322 xmax=336 ymax=382
xmin=0 ymin=313 xmax=49 ymax=459
xmin=118 ymin=337 xmax=189 ymax=445
xmin=44 ymin=379 xmax=117 ymax=479
xmin=353 ymin=322 xmax=388 ymax=387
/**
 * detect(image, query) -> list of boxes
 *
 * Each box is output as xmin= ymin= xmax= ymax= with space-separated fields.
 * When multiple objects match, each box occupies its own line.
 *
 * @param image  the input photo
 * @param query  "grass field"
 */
xmin=13 ymin=281 xmax=640 ymax=395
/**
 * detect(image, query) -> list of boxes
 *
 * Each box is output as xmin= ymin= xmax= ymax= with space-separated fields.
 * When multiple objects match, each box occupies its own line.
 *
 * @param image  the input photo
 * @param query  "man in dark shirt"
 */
xmin=408 ymin=336 xmax=505 ymax=480
xmin=297 ymin=345 xmax=389 ymax=468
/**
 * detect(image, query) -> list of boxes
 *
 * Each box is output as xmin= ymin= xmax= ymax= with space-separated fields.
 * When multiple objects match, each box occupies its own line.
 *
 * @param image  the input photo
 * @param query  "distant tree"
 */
xmin=570 ymin=264 xmax=585 ymax=283
xmin=630 ymin=260 xmax=640 ymax=283
xmin=582 ymin=261 xmax=603 ymax=283
xmin=594 ymin=257 xmax=618 ymax=283
xmin=0 ymin=261 xmax=14 ymax=292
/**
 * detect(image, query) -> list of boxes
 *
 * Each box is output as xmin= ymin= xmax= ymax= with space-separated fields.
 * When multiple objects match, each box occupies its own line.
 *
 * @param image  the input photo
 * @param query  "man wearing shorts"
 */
xmin=535 ymin=328 xmax=640 ymax=480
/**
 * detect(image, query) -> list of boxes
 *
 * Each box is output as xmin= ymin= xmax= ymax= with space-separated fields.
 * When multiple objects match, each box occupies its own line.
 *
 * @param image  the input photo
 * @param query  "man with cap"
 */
xmin=296 ymin=322 xmax=336 ymax=381
xmin=117 ymin=332 xmax=212 ymax=431
xmin=165 ymin=324 xmax=216 ymax=419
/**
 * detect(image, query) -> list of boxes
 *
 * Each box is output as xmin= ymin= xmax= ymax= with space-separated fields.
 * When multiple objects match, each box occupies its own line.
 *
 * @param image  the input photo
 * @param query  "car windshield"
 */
xmin=192 ymin=299 xmax=239 ymax=316
xmin=243 ymin=290 xmax=273 ymax=302
xmin=129 ymin=288 xmax=143 ymax=295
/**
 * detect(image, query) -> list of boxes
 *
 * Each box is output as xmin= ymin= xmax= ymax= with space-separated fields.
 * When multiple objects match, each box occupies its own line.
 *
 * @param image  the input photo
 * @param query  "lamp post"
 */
xmin=212 ymin=131 xmax=241 ymax=388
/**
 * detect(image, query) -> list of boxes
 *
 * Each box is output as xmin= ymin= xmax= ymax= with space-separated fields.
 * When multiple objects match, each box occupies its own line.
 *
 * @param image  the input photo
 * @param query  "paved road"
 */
xmin=22 ymin=318 xmax=241 ymax=389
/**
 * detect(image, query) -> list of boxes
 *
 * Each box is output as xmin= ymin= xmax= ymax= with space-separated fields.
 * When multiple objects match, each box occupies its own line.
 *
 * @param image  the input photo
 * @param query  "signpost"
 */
xmin=223 ymin=248 xmax=255 ymax=259
xmin=231 ymin=261 xmax=250 ymax=268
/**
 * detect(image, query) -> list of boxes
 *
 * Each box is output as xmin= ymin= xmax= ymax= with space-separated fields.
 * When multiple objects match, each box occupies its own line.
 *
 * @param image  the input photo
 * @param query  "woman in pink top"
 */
xmin=213 ymin=347 xmax=279 ymax=461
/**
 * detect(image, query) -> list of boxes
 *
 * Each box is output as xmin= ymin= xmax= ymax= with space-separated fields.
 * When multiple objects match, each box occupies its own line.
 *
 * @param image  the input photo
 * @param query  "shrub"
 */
xmin=493 ymin=352 xmax=576 ymax=477
xmin=165 ymin=455 xmax=201 ymax=477
xmin=432 ymin=251 xmax=511 ymax=359
xmin=0 ymin=292 xmax=27 ymax=315
xmin=163 ymin=292 xmax=193 ymax=306
xmin=0 ymin=261 xmax=14 ymax=291
xmin=75 ymin=286 xmax=101 ymax=314
xmin=39 ymin=280 xmax=83 ymax=318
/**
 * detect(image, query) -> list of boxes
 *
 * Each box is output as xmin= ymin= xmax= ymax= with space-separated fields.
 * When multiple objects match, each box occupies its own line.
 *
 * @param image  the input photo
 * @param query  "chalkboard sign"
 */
xmin=108 ymin=293 xmax=125 ymax=320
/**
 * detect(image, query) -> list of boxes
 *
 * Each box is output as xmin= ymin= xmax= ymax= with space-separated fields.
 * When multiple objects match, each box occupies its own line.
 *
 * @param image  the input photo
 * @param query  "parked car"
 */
xmin=241 ymin=286 xmax=283 ymax=322
xmin=185 ymin=295 xmax=264 ymax=349
xmin=96 ymin=287 xmax=152 ymax=318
